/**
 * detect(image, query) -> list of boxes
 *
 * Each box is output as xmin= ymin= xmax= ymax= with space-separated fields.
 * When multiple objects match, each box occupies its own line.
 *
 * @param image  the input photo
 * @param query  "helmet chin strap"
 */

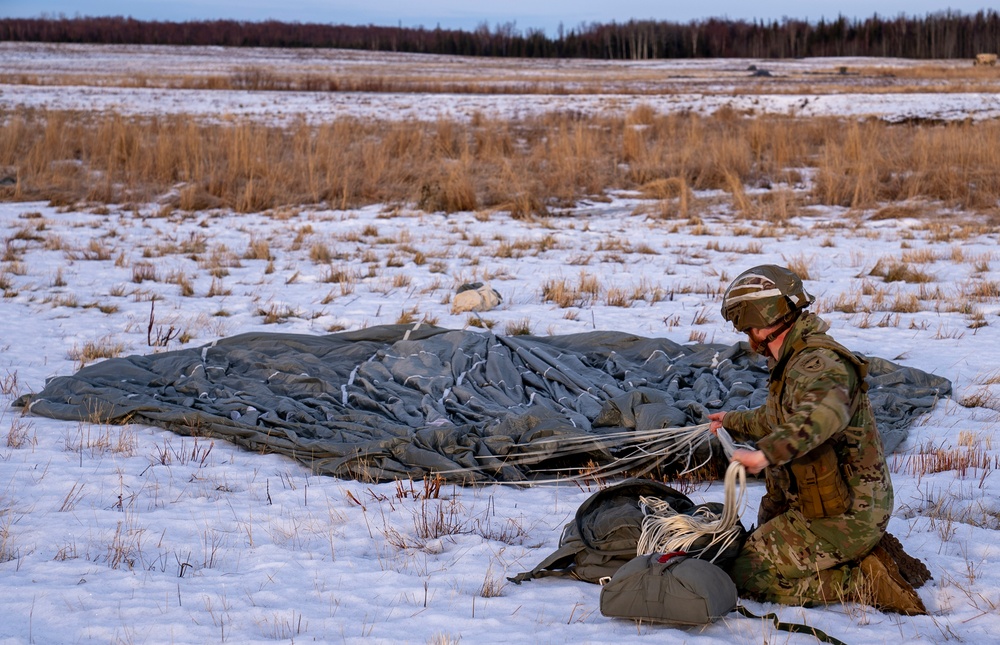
xmin=749 ymin=311 xmax=800 ymax=356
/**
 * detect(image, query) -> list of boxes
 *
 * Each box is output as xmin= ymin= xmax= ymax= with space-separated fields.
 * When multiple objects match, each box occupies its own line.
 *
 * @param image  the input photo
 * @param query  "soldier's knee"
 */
xmin=728 ymin=548 xmax=777 ymax=598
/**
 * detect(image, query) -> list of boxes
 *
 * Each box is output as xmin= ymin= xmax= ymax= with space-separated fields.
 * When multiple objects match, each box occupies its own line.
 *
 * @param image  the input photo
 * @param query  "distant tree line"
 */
xmin=1 ymin=11 xmax=999 ymax=59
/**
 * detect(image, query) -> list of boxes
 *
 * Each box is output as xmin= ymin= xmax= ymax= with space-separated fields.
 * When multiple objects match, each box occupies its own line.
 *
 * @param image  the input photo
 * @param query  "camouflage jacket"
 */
xmin=722 ymin=313 xmax=893 ymax=532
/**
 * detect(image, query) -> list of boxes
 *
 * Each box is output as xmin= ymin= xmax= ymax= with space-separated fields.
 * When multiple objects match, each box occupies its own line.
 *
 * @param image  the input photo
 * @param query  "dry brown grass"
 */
xmin=6 ymin=415 xmax=35 ymax=449
xmin=869 ymin=257 xmax=936 ymax=284
xmin=962 ymin=279 xmax=1000 ymax=300
xmin=541 ymin=278 xmax=579 ymax=308
xmin=67 ymin=335 xmax=126 ymax=368
xmin=129 ymin=261 xmax=157 ymax=283
xmin=888 ymin=292 xmax=922 ymax=313
xmin=4 ymin=108 xmax=1000 ymax=217
xmin=837 ymin=62 xmax=1000 ymax=85
xmin=891 ymin=439 xmax=999 ymax=480
xmin=829 ymin=291 xmax=864 ymax=314
xmin=541 ymin=272 xmax=604 ymax=308
xmin=504 ymin=317 xmax=533 ymax=336
xmin=810 ymin=119 xmax=1000 ymax=210
xmin=783 ymin=254 xmax=814 ymax=281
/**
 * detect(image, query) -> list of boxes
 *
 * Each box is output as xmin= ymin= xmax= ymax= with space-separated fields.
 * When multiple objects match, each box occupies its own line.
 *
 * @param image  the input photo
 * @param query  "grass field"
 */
xmin=0 ymin=43 xmax=999 ymax=644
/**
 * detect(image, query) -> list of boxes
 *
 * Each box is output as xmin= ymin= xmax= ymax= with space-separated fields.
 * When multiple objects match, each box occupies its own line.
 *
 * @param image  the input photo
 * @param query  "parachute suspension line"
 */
xmin=636 ymin=460 xmax=748 ymax=563
xmin=713 ymin=426 xmax=741 ymax=460
xmin=430 ymin=422 xmax=754 ymax=486
xmin=529 ymin=423 xmax=751 ymax=482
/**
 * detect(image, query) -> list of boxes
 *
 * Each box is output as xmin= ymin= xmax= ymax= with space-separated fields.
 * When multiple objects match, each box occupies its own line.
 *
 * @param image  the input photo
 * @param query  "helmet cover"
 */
xmin=721 ymin=265 xmax=814 ymax=331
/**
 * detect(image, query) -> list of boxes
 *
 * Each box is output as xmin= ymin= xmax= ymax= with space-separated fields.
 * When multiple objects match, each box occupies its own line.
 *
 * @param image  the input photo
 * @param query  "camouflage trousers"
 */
xmin=728 ymin=509 xmax=885 ymax=606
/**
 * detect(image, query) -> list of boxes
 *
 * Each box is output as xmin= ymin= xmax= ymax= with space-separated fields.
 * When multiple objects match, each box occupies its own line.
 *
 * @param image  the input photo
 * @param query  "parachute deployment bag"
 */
xmin=599 ymin=552 xmax=738 ymax=625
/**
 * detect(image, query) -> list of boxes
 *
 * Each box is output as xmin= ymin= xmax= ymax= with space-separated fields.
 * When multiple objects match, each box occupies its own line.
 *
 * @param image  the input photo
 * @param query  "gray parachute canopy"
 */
xmin=15 ymin=324 xmax=951 ymax=483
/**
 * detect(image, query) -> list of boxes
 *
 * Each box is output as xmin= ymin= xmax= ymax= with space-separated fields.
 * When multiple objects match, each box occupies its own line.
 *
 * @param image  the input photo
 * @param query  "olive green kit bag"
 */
xmin=599 ymin=551 xmax=737 ymax=624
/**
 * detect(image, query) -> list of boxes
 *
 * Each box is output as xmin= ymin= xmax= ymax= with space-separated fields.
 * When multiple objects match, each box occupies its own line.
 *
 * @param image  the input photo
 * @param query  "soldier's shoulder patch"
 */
xmin=796 ymin=351 xmax=839 ymax=375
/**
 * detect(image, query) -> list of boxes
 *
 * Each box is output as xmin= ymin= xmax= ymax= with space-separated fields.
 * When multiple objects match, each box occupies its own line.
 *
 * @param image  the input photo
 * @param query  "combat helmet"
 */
xmin=721 ymin=265 xmax=814 ymax=332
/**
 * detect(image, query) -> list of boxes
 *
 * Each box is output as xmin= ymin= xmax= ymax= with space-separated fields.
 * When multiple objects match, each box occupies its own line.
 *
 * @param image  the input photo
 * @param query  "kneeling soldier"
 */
xmin=708 ymin=265 xmax=926 ymax=615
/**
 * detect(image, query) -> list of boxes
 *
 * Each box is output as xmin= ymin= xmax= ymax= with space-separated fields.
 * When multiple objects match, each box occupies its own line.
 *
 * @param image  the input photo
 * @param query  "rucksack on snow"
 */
xmin=507 ymin=478 xmax=746 ymax=586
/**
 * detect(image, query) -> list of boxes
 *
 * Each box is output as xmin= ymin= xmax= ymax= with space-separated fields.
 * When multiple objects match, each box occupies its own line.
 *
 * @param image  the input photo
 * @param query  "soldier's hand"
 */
xmin=707 ymin=411 xmax=726 ymax=435
xmin=731 ymin=448 xmax=769 ymax=475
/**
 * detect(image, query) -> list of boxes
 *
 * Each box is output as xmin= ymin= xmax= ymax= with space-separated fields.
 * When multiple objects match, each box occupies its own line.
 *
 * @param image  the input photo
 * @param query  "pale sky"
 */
xmin=2 ymin=1 xmax=996 ymax=35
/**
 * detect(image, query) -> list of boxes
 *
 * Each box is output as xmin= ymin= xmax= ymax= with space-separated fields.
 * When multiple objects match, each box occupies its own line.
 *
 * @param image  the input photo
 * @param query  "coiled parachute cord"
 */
xmin=636 ymin=460 xmax=748 ymax=563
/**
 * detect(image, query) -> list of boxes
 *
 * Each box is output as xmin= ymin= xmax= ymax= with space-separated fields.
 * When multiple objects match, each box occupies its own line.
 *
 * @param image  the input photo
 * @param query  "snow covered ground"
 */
xmin=6 ymin=83 xmax=1000 ymax=125
xmin=3 ymin=42 xmax=1000 ymax=124
xmin=0 ymin=43 xmax=999 ymax=645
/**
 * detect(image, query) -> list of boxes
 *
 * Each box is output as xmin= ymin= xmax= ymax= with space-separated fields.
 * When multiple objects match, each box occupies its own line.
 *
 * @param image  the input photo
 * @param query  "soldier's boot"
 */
xmin=878 ymin=532 xmax=932 ymax=589
xmin=856 ymin=545 xmax=928 ymax=616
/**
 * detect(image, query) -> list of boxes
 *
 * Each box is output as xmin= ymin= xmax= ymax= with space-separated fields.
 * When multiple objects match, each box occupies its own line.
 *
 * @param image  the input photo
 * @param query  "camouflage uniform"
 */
xmin=722 ymin=312 xmax=893 ymax=606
